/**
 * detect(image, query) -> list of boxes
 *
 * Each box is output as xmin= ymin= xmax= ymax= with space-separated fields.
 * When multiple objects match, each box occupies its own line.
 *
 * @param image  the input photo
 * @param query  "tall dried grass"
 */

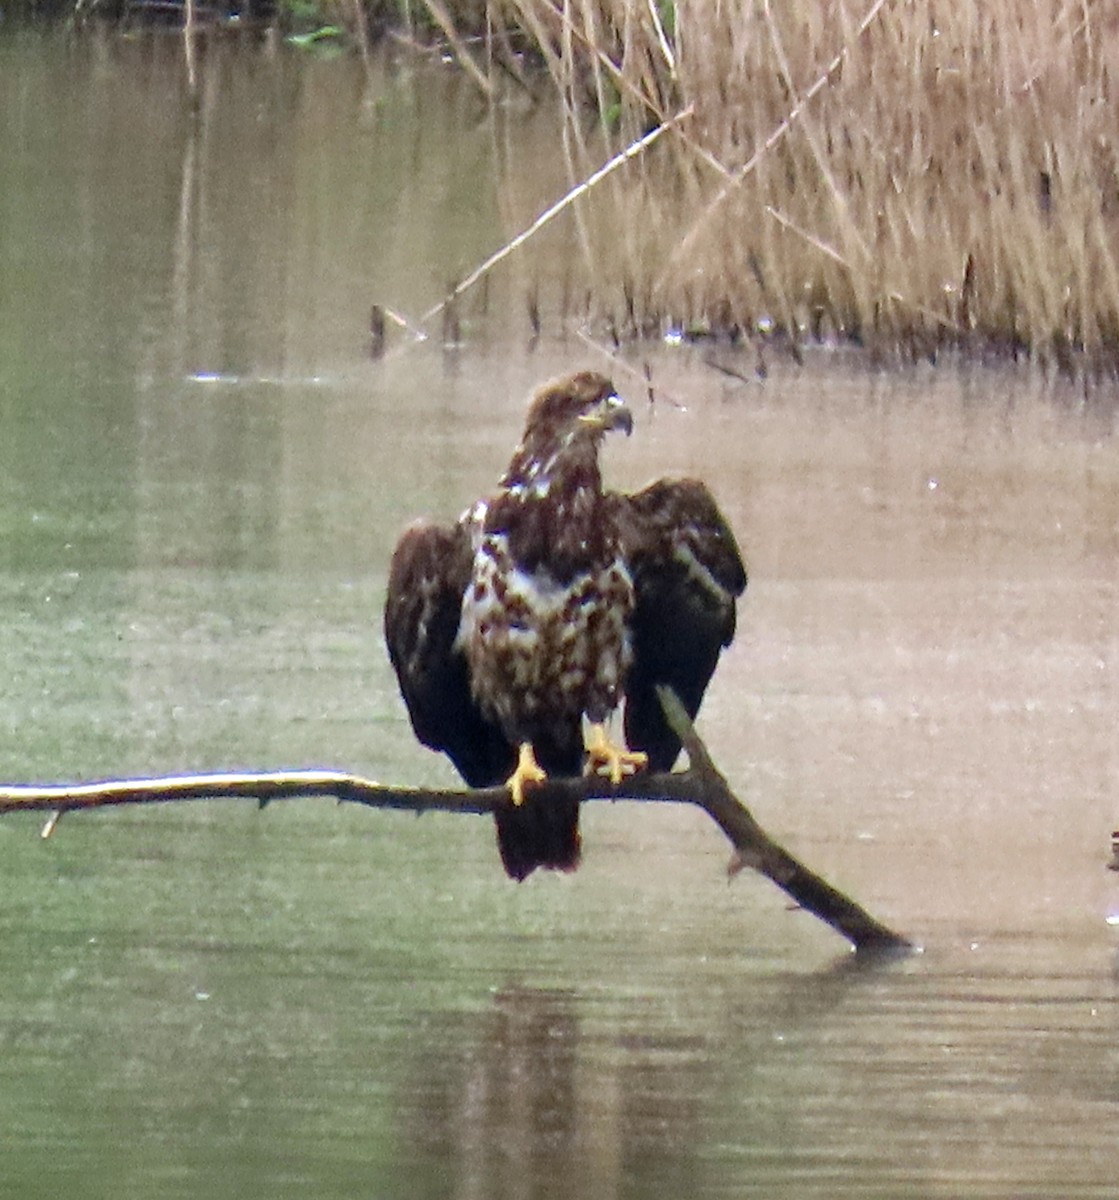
xmin=441 ymin=0 xmax=1119 ymax=372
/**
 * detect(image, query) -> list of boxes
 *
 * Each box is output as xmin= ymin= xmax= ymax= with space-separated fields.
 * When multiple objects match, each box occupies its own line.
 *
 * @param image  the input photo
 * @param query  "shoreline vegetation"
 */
xmin=16 ymin=0 xmax=1119 ymax=378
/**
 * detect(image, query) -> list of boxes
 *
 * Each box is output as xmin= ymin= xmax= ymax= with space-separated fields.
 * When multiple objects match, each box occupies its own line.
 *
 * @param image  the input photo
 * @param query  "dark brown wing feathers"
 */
xmin=617 ymin=478 xmax=747 ymax=771
xmin=384 ymin=520 xmax=516 ymax=788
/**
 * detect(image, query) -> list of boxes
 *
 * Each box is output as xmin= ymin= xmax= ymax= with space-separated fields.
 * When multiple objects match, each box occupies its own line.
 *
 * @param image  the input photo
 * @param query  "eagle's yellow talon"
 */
xmin=506 ymin=743 xmax=547 ymax=806
xmin=584 ymin=723 xmax=648 ymax=784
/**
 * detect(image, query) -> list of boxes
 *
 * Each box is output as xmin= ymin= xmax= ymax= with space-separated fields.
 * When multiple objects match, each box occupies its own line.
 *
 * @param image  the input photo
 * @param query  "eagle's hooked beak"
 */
xmin=579 ymin=392 xmax=634 ymax=436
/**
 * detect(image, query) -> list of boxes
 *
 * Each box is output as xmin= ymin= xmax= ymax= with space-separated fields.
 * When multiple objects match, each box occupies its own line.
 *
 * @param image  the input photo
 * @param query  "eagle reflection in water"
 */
xmin=406 ymin=985 xmax=704 ymax=1197
xmin=385 ymin=371 xmax=746 ymax=879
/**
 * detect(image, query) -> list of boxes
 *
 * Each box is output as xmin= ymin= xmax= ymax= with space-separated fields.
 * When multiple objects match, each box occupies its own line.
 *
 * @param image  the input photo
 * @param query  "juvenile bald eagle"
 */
xmin=384 ymin=371 xmax=746 ymax=880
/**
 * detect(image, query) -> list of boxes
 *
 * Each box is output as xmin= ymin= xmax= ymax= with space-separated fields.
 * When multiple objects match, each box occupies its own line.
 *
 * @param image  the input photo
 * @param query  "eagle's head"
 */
xmin=500 ymin=370 xmax=633 ymax=503
xmin=521 ymin=371 xmax=633 ymax=454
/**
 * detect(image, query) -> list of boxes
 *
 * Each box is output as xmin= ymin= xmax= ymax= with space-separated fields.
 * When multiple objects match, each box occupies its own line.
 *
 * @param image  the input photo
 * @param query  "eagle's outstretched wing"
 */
xmin=384 ymin=519 xmax=516 ymax=788
xmin=617 ymin=478 xmax=747 ymax=770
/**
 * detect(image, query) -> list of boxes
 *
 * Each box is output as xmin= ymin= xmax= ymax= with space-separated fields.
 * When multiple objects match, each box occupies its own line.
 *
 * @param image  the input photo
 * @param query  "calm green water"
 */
xmin=2 ymin=28 xmax=1118 ymax=1200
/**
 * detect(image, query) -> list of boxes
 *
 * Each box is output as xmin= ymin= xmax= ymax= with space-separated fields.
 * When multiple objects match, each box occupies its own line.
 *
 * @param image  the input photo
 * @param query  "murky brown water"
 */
xmin=1 ymin=28 xmax=1118 ymax=1200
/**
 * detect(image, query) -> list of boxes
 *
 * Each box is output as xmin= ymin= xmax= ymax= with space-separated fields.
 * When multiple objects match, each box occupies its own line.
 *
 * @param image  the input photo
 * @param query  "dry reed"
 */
xmin=425 ymin=0 xmax=1119 ymax=374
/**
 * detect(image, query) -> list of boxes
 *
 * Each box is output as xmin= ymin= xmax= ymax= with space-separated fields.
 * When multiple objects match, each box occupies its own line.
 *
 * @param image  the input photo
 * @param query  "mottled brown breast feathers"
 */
xmin=459 ymin=372 xmax=636 ymax=750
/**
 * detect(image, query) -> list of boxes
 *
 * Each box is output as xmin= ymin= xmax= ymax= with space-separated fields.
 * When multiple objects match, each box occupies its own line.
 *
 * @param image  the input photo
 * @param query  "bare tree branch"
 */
xmin=652 ymin=686 xmax=911 ymax=954
xmin=0 ymin=691 xmax=911 ymax=955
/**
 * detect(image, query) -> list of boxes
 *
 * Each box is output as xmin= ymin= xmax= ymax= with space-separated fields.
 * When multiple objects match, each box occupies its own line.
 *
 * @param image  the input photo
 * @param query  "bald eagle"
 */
xmin=384 ymin=371 xmax=747 ymax=880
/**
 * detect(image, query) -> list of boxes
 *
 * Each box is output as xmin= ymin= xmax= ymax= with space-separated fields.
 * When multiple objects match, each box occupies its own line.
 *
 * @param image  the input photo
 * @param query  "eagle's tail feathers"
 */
xmin=494 ymin=797 xmax=582 ymax=881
